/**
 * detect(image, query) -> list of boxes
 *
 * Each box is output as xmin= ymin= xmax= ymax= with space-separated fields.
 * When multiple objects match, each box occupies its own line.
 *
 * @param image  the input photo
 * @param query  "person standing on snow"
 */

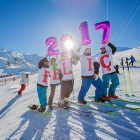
xmin=48 ymin=55 xmax=60 ymax=109
xmin=57 ymin=50 xmax=78 ymax=108
xmin=128 ymin=55 xmax=136 ymax=66
xmin=35 ymin=55 xmax=50 ymax=112
xmin=18 ymin=74 xmax=29 ymax=95
xmin=97 ymin=39 xmax=119 ymax=99
xmin=75 ymin=43 xmax=105 ymax=104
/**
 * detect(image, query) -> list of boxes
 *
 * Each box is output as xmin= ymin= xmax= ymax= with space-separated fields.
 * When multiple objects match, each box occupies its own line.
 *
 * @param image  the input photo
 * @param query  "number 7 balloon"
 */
xmin=95 ymin=21 xmax=110 ymax=44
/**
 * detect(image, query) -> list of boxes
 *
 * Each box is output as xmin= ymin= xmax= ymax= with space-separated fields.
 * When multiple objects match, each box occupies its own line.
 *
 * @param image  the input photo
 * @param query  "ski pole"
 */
xmin=59 ymin=87 xmax=62 ymax=118
xmin=121 ymin=58 xmax=127 ymax=95
xmin=126 ymin=58 xmax=134 ymax=96
xmin=71 ymin=51 xmax=75 ymax=99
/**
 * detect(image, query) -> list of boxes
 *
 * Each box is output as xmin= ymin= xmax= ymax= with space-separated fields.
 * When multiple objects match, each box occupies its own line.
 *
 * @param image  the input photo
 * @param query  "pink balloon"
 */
xmin=45 ymin=37 xmax=60 ymax=55
xmin=60 ymin=34 xmax=73 ymax=53
xmin=79 ymin=21 xmax=91 ymax=45
xmin=95 ymin=21 xmax=110 ymax=44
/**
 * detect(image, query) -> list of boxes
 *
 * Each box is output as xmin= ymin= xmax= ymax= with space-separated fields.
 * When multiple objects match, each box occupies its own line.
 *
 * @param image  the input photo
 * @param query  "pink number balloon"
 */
xmin=95 ymin=21 xmax=110 ymax=44
xmin=60 ymin=34 xmax=73 ymax=53
xmin=45 ymin=37 xmax=60 ymax=55
xmin=79 ymin=21 xmax=91 ymax=45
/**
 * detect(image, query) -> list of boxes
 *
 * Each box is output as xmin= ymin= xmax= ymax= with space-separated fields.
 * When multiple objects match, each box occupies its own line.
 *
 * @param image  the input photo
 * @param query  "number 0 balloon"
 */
xmin=95 ymin=21 xmax=110 ymax=44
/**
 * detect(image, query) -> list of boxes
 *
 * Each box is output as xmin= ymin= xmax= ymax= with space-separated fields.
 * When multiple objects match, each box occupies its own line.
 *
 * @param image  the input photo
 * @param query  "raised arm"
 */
xmin=106 ymin=39 xmax=116 ymax=55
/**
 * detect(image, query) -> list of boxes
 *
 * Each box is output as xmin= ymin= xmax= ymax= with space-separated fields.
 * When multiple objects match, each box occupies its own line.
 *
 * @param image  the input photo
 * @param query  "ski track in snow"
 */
xmin=0 ymin=48 xmax=140 ymax=140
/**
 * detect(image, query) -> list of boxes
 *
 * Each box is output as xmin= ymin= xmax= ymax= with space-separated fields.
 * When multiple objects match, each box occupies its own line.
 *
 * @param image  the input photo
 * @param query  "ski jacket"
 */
xmin=128 ymin=57 xmax=135 ymax=62
xmin=37 ymin=57 xmax=50 ymax=88
xmin=97 ymin=43 xmax=116 ymax=75
xmin=49 ymin=62 xmax=60 ymax=84
xmin=20 ymin=75 xmax=29 ymax=85
xmin=58 ymin=54 xmax=78 ymax=81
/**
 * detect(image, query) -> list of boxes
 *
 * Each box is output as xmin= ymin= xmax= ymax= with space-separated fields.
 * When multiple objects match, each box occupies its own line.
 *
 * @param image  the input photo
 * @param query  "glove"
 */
xmin=59 ymin=73 xmax=63 ymax=81
xmin=93 ymin=74 xmax=98 ymax=80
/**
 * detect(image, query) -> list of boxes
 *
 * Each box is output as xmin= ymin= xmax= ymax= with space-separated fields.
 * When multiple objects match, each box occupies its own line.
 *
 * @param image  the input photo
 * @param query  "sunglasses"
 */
xmin=100 ymin=48 xmax=106 ymax=50
xmin=84 ymin=49 xmax=91 ymax=53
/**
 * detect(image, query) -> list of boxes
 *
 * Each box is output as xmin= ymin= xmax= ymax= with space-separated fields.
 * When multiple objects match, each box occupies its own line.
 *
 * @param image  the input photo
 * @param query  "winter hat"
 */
xmin=84 ymin=46 xmax=91 ymax=50
xmin=100 ymin=44 xmax=106 ymax=49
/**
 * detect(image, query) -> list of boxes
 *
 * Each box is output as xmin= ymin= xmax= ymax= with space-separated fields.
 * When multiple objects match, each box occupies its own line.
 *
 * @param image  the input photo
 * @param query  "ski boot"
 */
xmin=38 ymin=106 xmax=46 ymax=113
xmin=95 ymin=98 xmax=105 ymax=103
xmin=58 ymin=98 xmax=69 ymax=109
xmin=102 ymin=95 xmax=110 ymax=101
xmin=30 ymin=104 xmax=38 ymax=110
xmin=78 ymin=99 xmax=87 ymax=105
xmin=108 ymin=94 xmax=118 ymax=99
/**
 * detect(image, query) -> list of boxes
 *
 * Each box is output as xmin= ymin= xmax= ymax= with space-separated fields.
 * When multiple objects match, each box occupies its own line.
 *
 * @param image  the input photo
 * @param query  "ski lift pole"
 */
xmin=121 ymin=58 xmax=127 ymax=95
xmin=126 ymin=58 xmax=134 ymax=96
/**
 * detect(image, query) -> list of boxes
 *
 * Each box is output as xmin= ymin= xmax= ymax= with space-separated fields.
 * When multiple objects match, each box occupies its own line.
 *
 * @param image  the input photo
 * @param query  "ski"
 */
xmin=53 ymin=103 xmax=91 ymax=114
xmin=28 ymin=104 xmax=52 ymax=115
xmin=68 ymin=105 xmax=92 ymax=113
xmin=86 ymin=100 xmax=140 ymax=111
xmin=53 ymin=104 xmax=90 ymax=117
xmin=88 ymin=95 xmax=140 ymax=105
xmin=111 ymin=98 xmax=140 ymax=105
xmin=69 ymin=101 xmax=117 ymax=115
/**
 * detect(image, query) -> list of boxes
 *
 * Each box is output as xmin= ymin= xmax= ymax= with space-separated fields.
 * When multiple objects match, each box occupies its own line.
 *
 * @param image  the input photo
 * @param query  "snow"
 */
xmin=0 ymin=48 xmax=140 ymax=140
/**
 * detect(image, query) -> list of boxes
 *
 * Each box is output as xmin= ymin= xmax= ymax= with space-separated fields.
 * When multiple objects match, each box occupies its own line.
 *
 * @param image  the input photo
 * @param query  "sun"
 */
xmin=64 ymin=39 xmax=74 ymax=51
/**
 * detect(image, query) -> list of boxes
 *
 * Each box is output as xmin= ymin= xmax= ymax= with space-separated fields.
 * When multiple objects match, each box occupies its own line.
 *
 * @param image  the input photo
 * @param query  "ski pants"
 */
xmin=19 ymin=84 xmax=26 ymax=94
xmin=102 ymin=73 xmax=119 ymax=96
xmin=37 ymin=85 xmax=47 ymax=106
xmin=78 ymin=78 xmax=104 ymax=101
xmin=129 ymin=61 xmax=134 ymax=66
xmin=48 ymin=84 xmax=59 ymax=106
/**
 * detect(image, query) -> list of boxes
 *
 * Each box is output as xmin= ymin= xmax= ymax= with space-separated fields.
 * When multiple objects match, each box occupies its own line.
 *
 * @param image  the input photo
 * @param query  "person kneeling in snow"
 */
xmin=18 ymin=74 xmax=29 ymax=95
xmin=76 ymin=43 xmax=105 ymax=104
xmin=58 ymin=51 xmax=78 ymax=108
xmin=36 ymin=55 xmax=50 ymax=112
xmin=97 ymin=39 xmax=119 ymax=99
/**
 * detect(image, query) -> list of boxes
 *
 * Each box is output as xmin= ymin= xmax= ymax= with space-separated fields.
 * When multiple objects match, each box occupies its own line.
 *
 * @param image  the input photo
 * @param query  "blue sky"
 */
xmin=0 ymin=0 xmax=140 ymax=56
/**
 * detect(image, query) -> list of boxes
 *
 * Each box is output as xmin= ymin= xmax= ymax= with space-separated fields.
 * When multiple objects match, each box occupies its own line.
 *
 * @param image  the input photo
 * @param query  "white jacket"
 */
xmin=20 ymin=75 xmax=29 ymax=85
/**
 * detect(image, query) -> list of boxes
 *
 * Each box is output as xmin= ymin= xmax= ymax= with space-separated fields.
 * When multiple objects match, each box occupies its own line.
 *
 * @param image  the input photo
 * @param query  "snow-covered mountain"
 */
xmin=0 ymin=49 xmax=43 ymax=75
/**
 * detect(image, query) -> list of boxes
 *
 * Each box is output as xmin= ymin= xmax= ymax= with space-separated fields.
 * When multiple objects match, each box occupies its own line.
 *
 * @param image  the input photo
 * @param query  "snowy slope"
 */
xmin=0 ymin=49 xmax=43 ymax=75
xmin=0 ymin=48 xmax=140 ymax=140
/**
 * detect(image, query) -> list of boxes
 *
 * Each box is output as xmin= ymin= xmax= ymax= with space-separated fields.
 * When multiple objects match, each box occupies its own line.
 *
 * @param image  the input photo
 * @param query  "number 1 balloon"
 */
xmin=79 ymin=21 xmax=91 ymax=45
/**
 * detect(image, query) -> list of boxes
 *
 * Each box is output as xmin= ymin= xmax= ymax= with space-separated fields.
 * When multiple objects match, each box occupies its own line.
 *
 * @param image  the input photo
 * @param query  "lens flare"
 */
xmin=64 ymin=40 xmax=74 ymax=50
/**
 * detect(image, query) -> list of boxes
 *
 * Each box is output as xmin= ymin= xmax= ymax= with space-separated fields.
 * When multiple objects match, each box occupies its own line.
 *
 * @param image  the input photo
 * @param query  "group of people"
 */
xmin=18 ymin=39 xmax=120 ymax=113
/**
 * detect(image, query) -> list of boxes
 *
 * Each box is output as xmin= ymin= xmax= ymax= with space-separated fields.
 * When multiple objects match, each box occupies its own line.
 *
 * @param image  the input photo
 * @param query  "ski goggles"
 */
xmin=44 ymin=61 xmax=48 ymax=65
xmin=84 ymin=48 xmax=91 ymax=53
xmin=100 ymin=47 xmax=106 ymax=50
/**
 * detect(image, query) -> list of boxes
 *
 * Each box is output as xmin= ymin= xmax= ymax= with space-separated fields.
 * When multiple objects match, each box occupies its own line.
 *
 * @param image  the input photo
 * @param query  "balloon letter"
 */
xmin=45 ymin=37 xmax=60 ymax=55
xmin=79 ymin=21 xmax=91 ymax=45
xmin=95 ymin=21 xmax=110 ymax=44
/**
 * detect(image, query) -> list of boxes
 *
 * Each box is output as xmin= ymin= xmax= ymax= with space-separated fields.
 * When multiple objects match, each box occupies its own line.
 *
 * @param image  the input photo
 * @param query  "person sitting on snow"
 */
xmin=128 ymin=55 xmax=136 ymax=66
xmin=48 ymin=55 xmax=60 ymax=109
xmin=36 ymin=55 xmax=50 ymax=112
xmin=18 ymin=74 xmax=29 ymax=95
xmin=75 ymin=43 xmax=105 ymax=104
xmin=57 ymin=50 xmax=78 ymax=108
xmin=97 ymin=39 xmax=119 ymax=99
